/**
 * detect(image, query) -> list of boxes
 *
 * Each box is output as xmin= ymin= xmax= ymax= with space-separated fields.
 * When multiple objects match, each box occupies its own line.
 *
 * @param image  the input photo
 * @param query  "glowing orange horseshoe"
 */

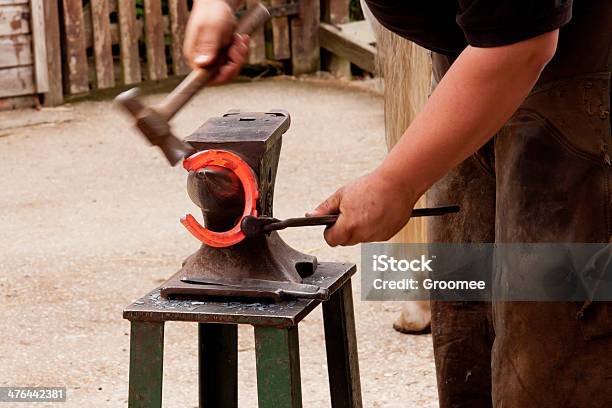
xmin=181 ymin=150 xmax=259 ymax=248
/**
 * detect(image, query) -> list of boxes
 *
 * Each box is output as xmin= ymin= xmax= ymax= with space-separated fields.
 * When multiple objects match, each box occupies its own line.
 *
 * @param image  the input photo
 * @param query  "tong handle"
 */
xmin=412 ymin=205 xmax=460 ymax=217
xmin=262 ymin=215 xmax=339 ymax=232
xmin=262 ymin=205 xmax=460 ymax=233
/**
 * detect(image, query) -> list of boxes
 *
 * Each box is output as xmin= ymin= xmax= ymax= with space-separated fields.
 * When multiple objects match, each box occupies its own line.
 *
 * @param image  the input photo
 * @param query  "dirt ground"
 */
xmin=0 ymin=77 xmax=438 ymax=407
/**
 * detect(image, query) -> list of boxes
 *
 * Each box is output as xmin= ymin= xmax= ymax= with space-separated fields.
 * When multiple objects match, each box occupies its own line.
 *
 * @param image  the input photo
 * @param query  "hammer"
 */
xmin=115 ymin=2 xmax=271 ymax=166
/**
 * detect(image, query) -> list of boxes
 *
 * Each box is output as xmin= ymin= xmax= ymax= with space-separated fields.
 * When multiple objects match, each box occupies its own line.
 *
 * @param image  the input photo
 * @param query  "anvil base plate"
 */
xmin=123 ymin=262 xmax=356 ymax=327
xmin=160 ymin=261 xmax=353 ymax=301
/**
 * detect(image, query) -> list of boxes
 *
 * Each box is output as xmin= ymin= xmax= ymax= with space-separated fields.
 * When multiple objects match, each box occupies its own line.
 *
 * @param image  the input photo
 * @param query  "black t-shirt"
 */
xmin=364 ymin=0 xmax=574 ymax=55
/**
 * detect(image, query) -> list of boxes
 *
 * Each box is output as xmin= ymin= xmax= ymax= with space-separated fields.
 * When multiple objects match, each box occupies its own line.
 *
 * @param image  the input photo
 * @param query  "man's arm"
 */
xmin=311 ymin=30 xmax=559 ymax=246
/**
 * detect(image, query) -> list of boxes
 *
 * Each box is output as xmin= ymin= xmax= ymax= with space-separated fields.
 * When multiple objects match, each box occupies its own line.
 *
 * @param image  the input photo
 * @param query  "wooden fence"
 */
xmin=54 ymin=0 xmax=360 ymax=100
xmin=0 ymin=0 xmax=61 ymax=109
xmin=0 ymin=0 xmax=375 ymax=108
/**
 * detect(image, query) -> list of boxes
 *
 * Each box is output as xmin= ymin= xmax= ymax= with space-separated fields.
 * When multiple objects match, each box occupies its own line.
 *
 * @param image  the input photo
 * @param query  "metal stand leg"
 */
xmin=254 ymin=326 xmax=302 ymax=408
xmin=323 ymin=280 xmax=362 ymax=408
xmin=128 ymin=321 xmax=165 ymax=408
xmin=199 ymin=323 xmax=238 ymax=408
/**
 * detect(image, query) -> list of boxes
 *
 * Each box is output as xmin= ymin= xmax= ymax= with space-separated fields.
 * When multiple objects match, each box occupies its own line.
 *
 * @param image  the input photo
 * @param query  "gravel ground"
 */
xmin=0 ymin=77 xmax=438 ymax=407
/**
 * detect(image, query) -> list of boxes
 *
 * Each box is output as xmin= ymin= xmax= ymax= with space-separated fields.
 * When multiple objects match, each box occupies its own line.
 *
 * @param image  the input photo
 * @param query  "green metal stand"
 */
xmin=124 ymin=262 xmax=360 ymax=408
xmin=323 ymin=281 xmax=362 ymax=408
xmin=128 ymin=321 xmax=164 ymax=408
xmin=255 ymin=326 xmax=303 ymax=408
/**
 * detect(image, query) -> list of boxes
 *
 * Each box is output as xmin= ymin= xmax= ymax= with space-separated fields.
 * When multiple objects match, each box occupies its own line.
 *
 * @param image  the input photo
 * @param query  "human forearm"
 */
xmin=310 ymin=31 xmax=559 ymax=246
xmin=379 ymin=31 xmax=559 ymax=199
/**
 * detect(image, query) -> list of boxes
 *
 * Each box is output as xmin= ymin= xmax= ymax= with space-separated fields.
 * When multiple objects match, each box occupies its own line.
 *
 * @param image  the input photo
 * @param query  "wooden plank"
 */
xmin=319 ymin=23 xmax=376 ymax=73
xmin=0 ymin=1 xmax=29 ymax=5
xmin=321 ymin=0 xmax=350 ymax=78
xmin=0 ymin=66 xmax=35 ymax=97
xmin=61 ymin=0 xmax=89 ymax=94
xmin=0 ymin=34 xmax=32 ymax=68
xmin=168 ymin=0 xmax=189 ymax=75
xmin=290 ymin=0 xmax=319 ymax=74
xmin=0 ymin=94 xmax=38 ymax=111
xmin=0 ymin=4 xmax=30 ymax=36
xmin=338 ymin=20 xmax=376 ymax=46
xmin=322 ymin=0 xmax=349 ymax=25
xmin=247 ymin=0 xmax=266 ymax=64
xmin=85 ymin=17 xmax=148 ymax=50
xmin=143 ymin=0 xmax=167 ymax=80
xmin=340 ymin=20 xmax=376 ymax=46
xmin=268 ymin=0 xmax=290 ymax=60
xmin=29 ymin=0 xmax=49 ymax=93
xmin=90 ymin=0 xmax=115 ymax=88
xmin=42 ymin=0 xmax=62 ymax=105
xmin=117 ymin=0 xmax=141 ymax=84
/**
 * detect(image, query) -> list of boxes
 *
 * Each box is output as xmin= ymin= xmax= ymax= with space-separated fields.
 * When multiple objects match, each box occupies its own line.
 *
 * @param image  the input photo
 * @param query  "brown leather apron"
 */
xmin=428 ymin=1 xmax=612 ymax=406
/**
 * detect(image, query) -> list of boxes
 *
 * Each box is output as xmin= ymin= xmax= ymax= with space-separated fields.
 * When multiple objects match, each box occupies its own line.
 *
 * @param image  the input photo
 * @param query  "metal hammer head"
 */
xmin=115 ymin=88 xmax=195 ymax=166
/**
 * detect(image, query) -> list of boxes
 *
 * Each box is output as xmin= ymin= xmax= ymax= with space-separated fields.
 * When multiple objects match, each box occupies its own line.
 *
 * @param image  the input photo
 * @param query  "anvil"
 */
xmin=160 ymin=110 xmax=320 ymax=300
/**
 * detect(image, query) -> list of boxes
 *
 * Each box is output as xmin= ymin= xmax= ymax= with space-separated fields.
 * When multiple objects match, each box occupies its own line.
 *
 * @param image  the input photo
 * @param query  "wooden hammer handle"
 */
xmin=155 ymin=2 xmax=270 ymax=121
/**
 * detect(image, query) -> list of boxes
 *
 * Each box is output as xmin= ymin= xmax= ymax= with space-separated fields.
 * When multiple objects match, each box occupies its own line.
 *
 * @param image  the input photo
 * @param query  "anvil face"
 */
xmin=184 ymin=110 xmax=290 ymax=219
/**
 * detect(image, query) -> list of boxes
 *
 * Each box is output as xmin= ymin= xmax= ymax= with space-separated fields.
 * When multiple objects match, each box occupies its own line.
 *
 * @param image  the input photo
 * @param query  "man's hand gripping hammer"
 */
xmin=115 ymin=2 xmax=270 ymax=166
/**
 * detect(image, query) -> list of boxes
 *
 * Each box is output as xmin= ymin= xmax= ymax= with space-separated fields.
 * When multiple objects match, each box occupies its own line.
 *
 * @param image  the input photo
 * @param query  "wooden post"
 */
xmin=30 ymin=0 xmax=49 ymax=93
xmin=319 ymin=23 xmax=376 ymax=73
xmin=290 ymin=0 xmax=320 ymax=74
xmin=0 ymin=2 xmax=34 ymax=100
xmin=42 ymin=0 xmax=63 ymax=105
xmin=91 ymin=0 xmax=115 ymax=89
xmin=321 ymin=0 xmax=350 ymax=78
xmin=61 ymin=0 xmax=89 ymax=94
xmin=247 ymin=0 xmax=266 ymax=64
xmin=168 ymin=0 xmax=190 ymax=76
xmin=143 ymin=0 xmax=167 ymax=81
xmin=0 ymin=67 xmax=35 ymax=98
xmin=268 ymin=0 xmax=290 ymax=60
xmin=118 ymin=0 xmax=142 ymax=85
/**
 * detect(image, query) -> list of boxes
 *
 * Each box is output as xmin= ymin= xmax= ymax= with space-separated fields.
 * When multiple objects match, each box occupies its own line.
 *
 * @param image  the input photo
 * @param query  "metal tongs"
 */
xmin=240 ymin=204 xmax=460 ymax=237
xmin=180 ymin=276 xmax=330 ymax=300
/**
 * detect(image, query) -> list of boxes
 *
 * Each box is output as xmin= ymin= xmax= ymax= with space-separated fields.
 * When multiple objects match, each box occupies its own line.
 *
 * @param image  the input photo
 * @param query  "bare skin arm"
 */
xmin=310 ymin=30 xmax=559 ymax=246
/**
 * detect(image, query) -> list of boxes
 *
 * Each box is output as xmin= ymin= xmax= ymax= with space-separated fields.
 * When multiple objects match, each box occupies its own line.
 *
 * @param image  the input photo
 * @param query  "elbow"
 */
xmin=469 ymin=29 xmax=560 ymax=80
xmin=523 ymin=30 xmax=559 ymax=74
